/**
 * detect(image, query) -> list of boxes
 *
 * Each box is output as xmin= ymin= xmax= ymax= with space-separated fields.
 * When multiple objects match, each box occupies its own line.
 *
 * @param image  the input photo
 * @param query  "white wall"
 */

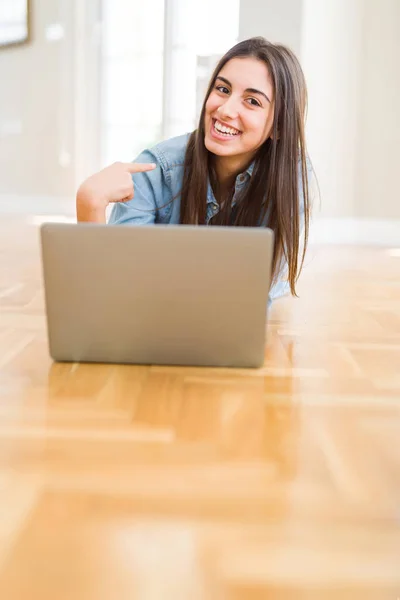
xmin=355 ymin=0 xmax=400 ymax=219
xmin=239 ymin=0 xmax=303 ymax=57
xmin=301 ymin=0 xmax=365 ymax=218
xmin=0 ymin=0 xmax=76 ymax=198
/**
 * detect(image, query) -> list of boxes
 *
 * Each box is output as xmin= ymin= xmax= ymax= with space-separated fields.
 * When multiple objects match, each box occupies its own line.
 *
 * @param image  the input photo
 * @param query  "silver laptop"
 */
xmin=40 ymin=223 xmax=274 ymax=368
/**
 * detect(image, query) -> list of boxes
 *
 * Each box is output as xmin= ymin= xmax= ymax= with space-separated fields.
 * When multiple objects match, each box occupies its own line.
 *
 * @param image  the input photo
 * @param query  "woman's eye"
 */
xmin=216 ymin=85 xmax=229 ymax=94
xmin=246 ymin=98 xmax=261 ymax=107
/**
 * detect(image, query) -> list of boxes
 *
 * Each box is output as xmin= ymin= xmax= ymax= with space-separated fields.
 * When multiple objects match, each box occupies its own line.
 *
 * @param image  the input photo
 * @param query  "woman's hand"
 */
xmin=76 ymin=161 xmax=156 ymax=223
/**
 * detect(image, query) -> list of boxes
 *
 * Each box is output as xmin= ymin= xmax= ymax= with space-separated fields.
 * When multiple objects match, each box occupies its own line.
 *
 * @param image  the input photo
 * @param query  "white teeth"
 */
xmin=215 ymin=120 xmax=240 ymax=136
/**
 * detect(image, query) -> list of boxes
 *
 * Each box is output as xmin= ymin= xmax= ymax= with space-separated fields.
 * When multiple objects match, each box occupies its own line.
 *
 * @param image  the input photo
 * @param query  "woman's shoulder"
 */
xmin=148 ymin=132 xmax=191 ymax=172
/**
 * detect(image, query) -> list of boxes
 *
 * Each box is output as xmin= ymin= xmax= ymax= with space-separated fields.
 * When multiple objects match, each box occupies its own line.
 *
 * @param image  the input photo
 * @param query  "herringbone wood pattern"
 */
xmin=1 ymin=217 xmax=399 ymax=599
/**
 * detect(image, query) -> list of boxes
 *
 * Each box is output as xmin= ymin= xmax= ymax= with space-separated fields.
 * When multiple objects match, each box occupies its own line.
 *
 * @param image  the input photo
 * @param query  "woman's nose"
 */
xmin=217 ymin=97 xmax=239 ymax=120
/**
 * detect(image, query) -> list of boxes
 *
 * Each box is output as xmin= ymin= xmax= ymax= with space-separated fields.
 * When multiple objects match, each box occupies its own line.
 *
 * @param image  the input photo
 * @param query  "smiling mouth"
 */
xmin=212 ymin=118 xmax=242 ymax=137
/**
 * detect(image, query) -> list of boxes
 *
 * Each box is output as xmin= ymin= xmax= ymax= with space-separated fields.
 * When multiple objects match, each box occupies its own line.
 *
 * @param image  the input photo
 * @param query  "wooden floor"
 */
xmin=0 ymin=216 xmax=399 ymax=600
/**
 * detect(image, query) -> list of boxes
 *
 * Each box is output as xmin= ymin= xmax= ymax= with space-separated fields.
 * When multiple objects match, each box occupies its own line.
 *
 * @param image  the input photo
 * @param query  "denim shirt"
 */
xmin=109 ymin=133 xmax=306 ymax=302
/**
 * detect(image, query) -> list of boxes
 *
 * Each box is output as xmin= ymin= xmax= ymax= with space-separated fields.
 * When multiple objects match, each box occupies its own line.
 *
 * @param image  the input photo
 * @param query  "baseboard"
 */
xmin=309 ymin=218 xmax=400 ymax=246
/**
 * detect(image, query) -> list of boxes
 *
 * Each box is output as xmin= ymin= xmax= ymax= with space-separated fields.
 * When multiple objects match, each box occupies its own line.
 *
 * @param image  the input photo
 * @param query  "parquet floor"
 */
xmin=0 ymin=215 xmax=399 ymax=599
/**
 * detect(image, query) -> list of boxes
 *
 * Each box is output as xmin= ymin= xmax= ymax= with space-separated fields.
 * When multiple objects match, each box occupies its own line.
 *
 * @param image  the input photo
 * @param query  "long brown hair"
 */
xmin=179 ymin=37 xmax=312 ymax=296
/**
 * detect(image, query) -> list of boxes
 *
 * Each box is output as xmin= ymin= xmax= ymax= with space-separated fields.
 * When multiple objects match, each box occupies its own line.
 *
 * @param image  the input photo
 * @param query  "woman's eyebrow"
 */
xmin=216 ymin=75 xmax=271 ymax=103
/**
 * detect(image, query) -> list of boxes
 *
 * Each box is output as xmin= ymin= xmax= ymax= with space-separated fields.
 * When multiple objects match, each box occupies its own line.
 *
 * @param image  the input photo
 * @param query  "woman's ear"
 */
xmin=269 ymin=120 xmax=280 ymax=140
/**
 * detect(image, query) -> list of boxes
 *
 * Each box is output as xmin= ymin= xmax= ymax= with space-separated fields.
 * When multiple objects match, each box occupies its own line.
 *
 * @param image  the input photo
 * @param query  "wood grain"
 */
xmin=0 ymin=216 xmax=399 ymax=599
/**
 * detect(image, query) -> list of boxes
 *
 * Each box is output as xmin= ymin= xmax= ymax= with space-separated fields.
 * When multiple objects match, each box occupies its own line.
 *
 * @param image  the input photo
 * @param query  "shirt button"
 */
xmin=239 ymin=174 xmax=246 ymax=182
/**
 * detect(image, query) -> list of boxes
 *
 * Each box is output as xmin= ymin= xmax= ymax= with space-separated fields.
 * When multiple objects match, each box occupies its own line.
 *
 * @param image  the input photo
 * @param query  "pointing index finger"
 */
xmin=125 ymin=162 xmax=157 ymax=174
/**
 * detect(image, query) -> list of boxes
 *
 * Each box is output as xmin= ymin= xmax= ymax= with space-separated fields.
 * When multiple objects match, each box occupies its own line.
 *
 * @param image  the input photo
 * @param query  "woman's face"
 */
xmin=204 ymin=57 xmax=275 ymax=167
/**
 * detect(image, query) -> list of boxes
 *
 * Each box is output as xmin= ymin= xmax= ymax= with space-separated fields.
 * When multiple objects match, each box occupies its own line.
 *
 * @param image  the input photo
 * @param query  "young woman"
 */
xmin=77 ymin=36 xmax=313 ymax=302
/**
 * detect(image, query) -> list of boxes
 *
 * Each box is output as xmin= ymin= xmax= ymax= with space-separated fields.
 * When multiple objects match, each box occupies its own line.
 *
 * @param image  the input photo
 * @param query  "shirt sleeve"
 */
xmin=108 ymin=149 xmax=170 ymax=226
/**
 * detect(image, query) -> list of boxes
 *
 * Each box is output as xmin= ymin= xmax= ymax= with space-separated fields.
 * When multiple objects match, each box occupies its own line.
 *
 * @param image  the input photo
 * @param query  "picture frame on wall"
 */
xmin=0 ymin=0 xmax=31 ymax=49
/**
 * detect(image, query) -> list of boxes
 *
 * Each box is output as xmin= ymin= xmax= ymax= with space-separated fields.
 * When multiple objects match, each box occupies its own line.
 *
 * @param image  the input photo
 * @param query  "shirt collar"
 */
xmin=245 ymin=161 xmax=255 ymax=177
xmin=206 ymin=160 xmax=255 ymax=205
